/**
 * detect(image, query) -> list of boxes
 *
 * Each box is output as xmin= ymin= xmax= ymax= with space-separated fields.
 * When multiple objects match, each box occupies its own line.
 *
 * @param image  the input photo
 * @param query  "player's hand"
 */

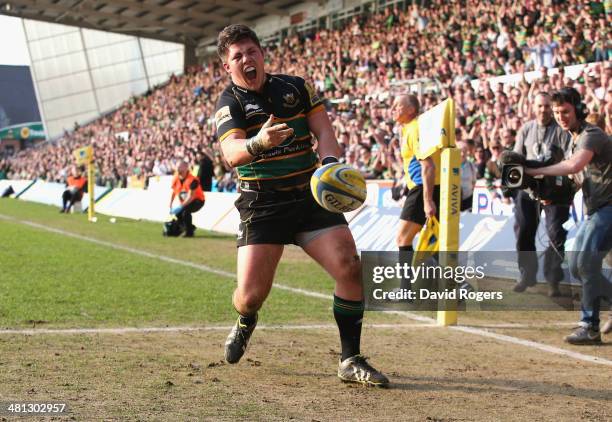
xmin=540 ymin=199 xmax=552 ymax=206
xmin=424 ymin=199 xmax=436 ymax=218
xmin=258 ymin=114 xmax=294 ymax=149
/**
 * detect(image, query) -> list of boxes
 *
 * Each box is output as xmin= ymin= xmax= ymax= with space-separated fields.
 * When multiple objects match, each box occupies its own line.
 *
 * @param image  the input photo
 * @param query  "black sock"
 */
xmin=333 ymin=295 xmax=364 ymax=361
xmin=238 ymin=313 xmax=257 ymax=326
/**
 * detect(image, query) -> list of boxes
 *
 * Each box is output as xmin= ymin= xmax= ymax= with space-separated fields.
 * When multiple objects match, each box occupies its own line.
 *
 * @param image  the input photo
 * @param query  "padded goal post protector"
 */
xmin=416 ymin=98 xmax=459 ymax=326
xmin=416 ymin=98 xmax=456 ymax=160
xmin=437 ymin=147 xmax=461 ymax=326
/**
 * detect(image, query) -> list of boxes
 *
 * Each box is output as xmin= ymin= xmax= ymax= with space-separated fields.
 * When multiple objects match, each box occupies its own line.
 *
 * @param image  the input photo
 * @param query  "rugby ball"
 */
xmin=310 ymin=163 xmax=367 ymax=213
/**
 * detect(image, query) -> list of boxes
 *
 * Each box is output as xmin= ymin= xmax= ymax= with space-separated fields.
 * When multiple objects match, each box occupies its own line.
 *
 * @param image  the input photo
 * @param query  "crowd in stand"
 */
xmin=2 ymin=0 xmax=610 ymax=196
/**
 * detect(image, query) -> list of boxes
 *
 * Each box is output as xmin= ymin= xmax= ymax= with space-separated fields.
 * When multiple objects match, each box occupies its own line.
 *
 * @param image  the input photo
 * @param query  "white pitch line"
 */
xmin=2 ymin=214 xmax=611 ymax=367
xmin=459 ymin=322 xmax=578 ymax=328
xmin=451 ymin=325 xmax=612 ymax=367
xmin=0 ymin=323 xmax=435 ymax=336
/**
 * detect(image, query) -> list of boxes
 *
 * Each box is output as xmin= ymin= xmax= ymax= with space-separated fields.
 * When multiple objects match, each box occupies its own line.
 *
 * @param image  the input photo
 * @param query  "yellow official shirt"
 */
xmin=400 ymin=119 xmax=441 ymax=189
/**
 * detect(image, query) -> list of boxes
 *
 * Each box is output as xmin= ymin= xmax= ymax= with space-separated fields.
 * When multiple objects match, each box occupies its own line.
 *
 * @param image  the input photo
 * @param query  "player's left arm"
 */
xmin=526 ymin=149 xmax=593 ymax=176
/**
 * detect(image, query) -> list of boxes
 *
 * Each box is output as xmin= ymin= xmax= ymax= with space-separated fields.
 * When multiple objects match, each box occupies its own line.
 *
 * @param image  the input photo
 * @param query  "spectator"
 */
xmin=484 ymin=140 xmax=509 ymax=203
xmin=458 ymin=140 xmax=478 ymax=211
xmin=196 ymin=149 xmax=214 ymax=192
xmin=5 ymin=1 xmax=611 ymax=190
xmin=473 ymin=145 xmax=488 ymax=179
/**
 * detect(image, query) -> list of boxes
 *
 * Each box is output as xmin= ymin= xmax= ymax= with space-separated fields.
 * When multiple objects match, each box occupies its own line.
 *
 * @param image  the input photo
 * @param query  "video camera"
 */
xmin=500 ymin=145 xmax=575 ymax=203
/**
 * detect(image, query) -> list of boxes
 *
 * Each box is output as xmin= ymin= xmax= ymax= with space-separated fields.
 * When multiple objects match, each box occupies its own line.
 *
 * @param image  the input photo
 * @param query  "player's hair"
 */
xmin=551 ymin=87 xmax=588 ymax=120
xmin=217 ymin=24 xmax=262 ymax=61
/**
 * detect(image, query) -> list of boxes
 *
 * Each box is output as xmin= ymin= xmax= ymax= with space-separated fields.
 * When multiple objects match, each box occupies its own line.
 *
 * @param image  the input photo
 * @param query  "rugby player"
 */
xmin=214 ymin=24 xmax=388 ymax=387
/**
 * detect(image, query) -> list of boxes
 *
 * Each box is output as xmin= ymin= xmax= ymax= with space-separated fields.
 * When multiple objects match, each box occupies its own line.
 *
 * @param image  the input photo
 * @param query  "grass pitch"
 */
xmin=0 ymin=198 xmax=610 ymax=421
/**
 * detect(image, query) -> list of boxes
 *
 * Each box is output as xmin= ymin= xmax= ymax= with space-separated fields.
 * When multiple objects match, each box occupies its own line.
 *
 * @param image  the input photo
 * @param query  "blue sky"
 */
xmin=0 ymin=15 xmax=30 ymax=66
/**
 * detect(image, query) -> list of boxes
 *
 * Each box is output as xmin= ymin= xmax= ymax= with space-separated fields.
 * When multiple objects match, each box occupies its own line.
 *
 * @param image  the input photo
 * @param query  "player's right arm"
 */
xmin=219 ymin=116 xmax=293 ymax=167
xmin=215 ymin=92 xmax=293 ymax=168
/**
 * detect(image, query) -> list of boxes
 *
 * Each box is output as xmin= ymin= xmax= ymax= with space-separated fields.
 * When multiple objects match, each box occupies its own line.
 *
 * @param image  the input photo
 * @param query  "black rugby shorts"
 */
xmin=235 ymin=188 xmax=347 ymax=247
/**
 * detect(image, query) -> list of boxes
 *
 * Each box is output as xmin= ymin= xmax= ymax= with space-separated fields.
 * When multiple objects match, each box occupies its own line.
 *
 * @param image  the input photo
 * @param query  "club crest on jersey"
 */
xmin=283 ymin=92 xmax=298 ymax=107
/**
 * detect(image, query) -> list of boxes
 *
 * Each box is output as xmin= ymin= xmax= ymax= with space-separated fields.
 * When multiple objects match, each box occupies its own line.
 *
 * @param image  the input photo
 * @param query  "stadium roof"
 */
xmin=0 ymin=0 xmax=302 ymax=47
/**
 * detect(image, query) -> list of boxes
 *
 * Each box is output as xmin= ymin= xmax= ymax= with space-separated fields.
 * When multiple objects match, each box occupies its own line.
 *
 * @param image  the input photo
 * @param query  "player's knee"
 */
xmin=234 ymin=289 xmax=264 ymax=314
xmin=336 ymin=252 xmax=361 ymax=284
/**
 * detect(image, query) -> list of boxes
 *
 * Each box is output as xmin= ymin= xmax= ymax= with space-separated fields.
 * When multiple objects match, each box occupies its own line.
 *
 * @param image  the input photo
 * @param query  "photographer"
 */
xmin=512 ymin=92 xmax=573 ymax=297
xmin=525 ymin=88 xmax=611 ymax=344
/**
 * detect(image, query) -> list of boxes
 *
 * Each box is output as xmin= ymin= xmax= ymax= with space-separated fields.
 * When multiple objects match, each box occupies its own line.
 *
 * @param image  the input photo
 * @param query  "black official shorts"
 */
xmin=235 ymin=188 xmax=347 ymax=247
xmin=400 ymin=184 xmax=441 ymax=226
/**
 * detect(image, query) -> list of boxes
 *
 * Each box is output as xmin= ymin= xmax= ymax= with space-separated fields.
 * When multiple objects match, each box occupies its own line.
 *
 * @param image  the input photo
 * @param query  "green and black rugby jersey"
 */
xmin=214 ymin=73 xmax=325 ymax=190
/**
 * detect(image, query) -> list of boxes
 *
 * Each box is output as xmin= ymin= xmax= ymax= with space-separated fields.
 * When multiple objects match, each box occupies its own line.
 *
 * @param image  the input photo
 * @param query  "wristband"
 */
xmin=321 ymin=156 xmax=339 ymax=165
xmin=246 ymin=133 xmax=267 ymax=156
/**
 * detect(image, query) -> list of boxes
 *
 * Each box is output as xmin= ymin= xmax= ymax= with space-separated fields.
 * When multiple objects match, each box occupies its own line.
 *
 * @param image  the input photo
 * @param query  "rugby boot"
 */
xmin=338 ymin=355 xmax=389 ymax=387
xmin=224 ymin=313 xmax=258 ymax=364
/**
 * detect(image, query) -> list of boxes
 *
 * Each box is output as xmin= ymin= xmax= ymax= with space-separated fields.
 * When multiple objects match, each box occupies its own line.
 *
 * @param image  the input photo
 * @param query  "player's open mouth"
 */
xmin=244 ymin=66 xmax=257 ymax=81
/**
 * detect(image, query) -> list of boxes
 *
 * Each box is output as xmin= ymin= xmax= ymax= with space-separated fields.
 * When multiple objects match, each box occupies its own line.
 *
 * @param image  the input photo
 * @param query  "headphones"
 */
xmin=558 ymin=87 xmax=588 ymax=120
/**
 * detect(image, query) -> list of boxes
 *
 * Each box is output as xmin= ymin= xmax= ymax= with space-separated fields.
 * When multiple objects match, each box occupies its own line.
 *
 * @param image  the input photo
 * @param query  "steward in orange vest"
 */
xmin=61 ymin=166 xmax=87 ymax=213
xmin=169 ymin=161 xmax=205 ymax=237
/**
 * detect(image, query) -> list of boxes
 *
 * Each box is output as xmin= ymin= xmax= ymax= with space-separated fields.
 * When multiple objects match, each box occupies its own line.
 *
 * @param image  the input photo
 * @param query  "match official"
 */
xmin=169 ymin=161 xmax=205 ymax=237
xmin=214 ymin=24 xmax=388 ymax=386
xmin=393 ymin=94 xmax=440 ymax=253
xmin=526 ymin=88 xmax=611 ymax=344
xmin=512 ymin=93 xmax=573 ymax=297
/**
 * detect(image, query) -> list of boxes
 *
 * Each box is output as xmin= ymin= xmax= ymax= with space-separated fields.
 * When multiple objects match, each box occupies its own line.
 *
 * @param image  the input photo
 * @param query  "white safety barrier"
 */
xmin=95 ymin=184 xmax=240 ymax=234
xmin=0 ymin=179 xmax=34 ymax=197
xmin=17 ymin=180 xmax=110 ymax=211
xmin=470 ymin=182 xmax=585 ymax=221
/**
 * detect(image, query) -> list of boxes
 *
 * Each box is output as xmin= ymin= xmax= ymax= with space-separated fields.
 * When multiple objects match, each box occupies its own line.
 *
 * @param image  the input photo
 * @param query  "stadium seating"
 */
xmin=2 ymin=1 xmax=610 ymax=187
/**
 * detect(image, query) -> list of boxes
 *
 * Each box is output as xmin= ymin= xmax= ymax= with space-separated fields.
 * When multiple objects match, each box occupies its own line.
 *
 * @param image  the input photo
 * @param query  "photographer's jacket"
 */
xmin=214 ymin=74 xmax=323 ymax=190
xmin=574 ymin=123 xmax=611 ymax=214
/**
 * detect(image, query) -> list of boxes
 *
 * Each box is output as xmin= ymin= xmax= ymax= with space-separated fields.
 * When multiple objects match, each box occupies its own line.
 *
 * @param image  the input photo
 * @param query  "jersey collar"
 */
xmin=232 ymin=74 xmax=272 ymax=95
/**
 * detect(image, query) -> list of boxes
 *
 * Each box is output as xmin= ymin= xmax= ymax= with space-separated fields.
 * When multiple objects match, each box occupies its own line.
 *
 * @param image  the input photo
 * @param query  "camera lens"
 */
xmin=507 ymin=168 xmax=522 ymax=184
